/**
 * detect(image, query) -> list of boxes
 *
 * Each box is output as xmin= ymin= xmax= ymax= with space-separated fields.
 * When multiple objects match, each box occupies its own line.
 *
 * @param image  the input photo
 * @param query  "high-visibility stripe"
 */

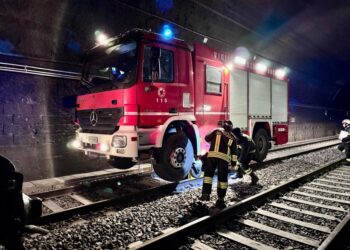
xmin=218 ymin=182 xmax=228 ymax=189
xmin=204 ymin=177 xmax=213 ymax=184
xmin=195 ymin=111 xmax=227 ymax=115
xmin=231 ymin=155 xmax=238 ymax=161
xmin=244 ymin=168 xmax=252 ymax=174
xmin=347 ymin=158 xmax=350 ymax=162
xmin=214 ymin=134 xmax=221 ymax=152
xmin=208 ymin=151 xmax=230 ymax=162
xmin=227 ymin=139 xmax=232 ymax=156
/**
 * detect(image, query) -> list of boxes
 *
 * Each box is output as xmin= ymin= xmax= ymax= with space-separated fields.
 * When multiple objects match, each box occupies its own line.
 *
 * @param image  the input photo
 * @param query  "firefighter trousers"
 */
xmin=202 ymin=157 xmax=228 ymax=199
xmin=344 ymin=143 xmax=350 ymax=162
xmin=240 ymin=154 xmax=253 ymax=174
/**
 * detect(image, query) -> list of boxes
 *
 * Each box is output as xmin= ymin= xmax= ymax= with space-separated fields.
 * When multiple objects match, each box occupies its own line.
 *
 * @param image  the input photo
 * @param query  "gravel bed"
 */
xmin=261 ymin=203 xmax=339 ymax=229
xmin=225 ymin=221 xmax=314 ymax=249
xmin=275 ymin=198 xmax=346 ymax=219
xmin=289 ymin=193 xmax=350 ymax=211
xmin=80 ymin=177 xmax=160 ymax=202
xmin=251 ymin=147 xmax=343 ymax=188
xmin=298 ymin=187 xmax=350 ymax=201
xmin=291 ymin=147 xmax=343 ymax=165
xmin=50 ymin=196 xmax=83 ymax=210
xmin=248 ymin=212 xmax=328 ymax=241
xmin=23 ymin=146 xmax=344 ymax=249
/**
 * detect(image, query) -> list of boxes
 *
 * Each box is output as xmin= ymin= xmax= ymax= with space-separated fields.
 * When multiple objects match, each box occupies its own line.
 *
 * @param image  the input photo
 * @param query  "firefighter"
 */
xmin=338 ymin=119 xmax=350 ymax=164
xmin=231 ymin=128 xmax=259 ymax=185
xmin=0 ymin=155 xmax=43 ymax=250
xmin=200 ymin=120 xmax=237 ymax=208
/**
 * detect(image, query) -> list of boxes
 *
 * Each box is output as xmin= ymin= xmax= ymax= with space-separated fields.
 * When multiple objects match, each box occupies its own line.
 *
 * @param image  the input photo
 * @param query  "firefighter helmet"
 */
xmin=342 ymin=119 xmax=350 ymax=129
xmin=222 ymin=120 xmax=233 ymax=132
xmin=232 ymin=127 xmax=242 ymax=138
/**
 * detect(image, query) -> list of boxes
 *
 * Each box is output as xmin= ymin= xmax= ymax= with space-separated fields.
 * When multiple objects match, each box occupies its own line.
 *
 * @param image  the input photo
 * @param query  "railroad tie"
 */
xmin=217 ymin=228 xmax=278 ymax=250
xmin=236 ymin=219 xmax=321 ymax=247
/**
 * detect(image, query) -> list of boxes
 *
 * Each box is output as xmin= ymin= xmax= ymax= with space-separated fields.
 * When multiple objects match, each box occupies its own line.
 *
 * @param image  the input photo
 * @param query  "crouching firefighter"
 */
xmin=200 ymin=120 xmax=237 ymax=208
xmin=0 ymin=155 xmax=43 ymax=250
xmin=231 ymin=128 xmax=259 ymax=185
xmin=338 ymin=119 xmax=350 ymax=164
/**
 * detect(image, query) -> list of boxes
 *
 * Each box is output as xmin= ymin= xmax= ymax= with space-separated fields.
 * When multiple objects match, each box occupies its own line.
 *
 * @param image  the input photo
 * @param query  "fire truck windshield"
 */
xmin=82 ymin=41 xmax=137 ymax=92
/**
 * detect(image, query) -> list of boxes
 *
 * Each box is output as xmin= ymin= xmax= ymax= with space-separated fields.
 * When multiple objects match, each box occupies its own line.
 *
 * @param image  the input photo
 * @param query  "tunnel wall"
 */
xmin=0 ymin=56 xmax=110 ymax=181
xmin=0 ymin=1 xmax=345 ymax=180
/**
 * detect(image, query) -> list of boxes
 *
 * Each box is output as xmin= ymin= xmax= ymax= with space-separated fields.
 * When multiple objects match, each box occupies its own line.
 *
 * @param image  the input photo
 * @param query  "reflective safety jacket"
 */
xmin=341 ymin=128 xmax=350 ymax=144
xmin=236 ymin=134 xmax=256 ymax=163
xmin=205 ymin=128 xmax=237 ymax=164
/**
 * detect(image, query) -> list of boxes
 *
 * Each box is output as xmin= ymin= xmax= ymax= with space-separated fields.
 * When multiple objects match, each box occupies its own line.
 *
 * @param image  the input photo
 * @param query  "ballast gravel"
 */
xmin=22 ymin=146 xmax=345 ymax=249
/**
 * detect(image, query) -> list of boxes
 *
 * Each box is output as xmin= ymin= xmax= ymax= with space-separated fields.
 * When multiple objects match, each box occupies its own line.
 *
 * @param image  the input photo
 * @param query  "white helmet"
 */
xmin=342 ymin=119 xmax=350 ymax=129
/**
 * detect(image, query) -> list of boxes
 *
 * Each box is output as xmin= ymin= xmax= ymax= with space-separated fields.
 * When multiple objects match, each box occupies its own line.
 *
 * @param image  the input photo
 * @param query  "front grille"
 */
xmin=77 ymin=108 xmax=124 ymax=134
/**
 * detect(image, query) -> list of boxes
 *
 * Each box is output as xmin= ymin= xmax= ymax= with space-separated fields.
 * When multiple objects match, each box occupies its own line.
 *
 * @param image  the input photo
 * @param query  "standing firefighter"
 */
xmin=200 ymin=120 xmax=237 ymax=208
xmin=232 ymin=128 xmax=259 ymax=185
xmin=338 ymin=119 xmax=350 ymax=164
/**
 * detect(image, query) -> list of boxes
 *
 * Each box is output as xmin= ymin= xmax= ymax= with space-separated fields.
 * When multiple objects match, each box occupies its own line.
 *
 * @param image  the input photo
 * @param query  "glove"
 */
xmin=338 ymin=144 xmax=345 ymax=152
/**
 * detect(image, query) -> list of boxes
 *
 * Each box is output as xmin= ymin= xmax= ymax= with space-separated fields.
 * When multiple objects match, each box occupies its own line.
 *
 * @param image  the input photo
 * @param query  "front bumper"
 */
xmin=73 ymin=126 xmax=138 ymax=158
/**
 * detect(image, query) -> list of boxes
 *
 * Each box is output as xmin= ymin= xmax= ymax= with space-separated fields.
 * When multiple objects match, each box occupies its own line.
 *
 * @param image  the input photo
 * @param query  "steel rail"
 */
xmin=30 ymin=137 xmax=340 ymax=226
xmin=30 ymin=137 xmax=339 ymax=199
xmin=269 ymin=136 xmax=338 ymax=152
xmin=133 ymin=157 xmax=345 ymax=250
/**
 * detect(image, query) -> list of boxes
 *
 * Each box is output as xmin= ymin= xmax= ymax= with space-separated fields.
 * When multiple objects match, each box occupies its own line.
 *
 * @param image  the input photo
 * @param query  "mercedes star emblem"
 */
xmin=90 ymin=110 xmax=98 ymax=126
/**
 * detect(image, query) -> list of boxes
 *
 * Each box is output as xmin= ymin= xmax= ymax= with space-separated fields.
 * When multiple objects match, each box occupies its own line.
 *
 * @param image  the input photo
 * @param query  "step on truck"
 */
xmin=70 ymin=29 xmax=289 ymax=182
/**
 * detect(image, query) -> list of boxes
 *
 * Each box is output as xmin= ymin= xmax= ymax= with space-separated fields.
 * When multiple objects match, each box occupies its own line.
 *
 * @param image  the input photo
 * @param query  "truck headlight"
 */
xmin=100 ymin=143 xmax=110 ymax=152
xmin=112 ymin=135 xmax=127 ymax=148
xmin=71 ymin=139 xmax=83 ymax=149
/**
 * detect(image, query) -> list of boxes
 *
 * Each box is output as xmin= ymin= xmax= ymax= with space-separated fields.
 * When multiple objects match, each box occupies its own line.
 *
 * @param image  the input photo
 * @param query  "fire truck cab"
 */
xmin=72 ymin=29 xmax=289 ymax=182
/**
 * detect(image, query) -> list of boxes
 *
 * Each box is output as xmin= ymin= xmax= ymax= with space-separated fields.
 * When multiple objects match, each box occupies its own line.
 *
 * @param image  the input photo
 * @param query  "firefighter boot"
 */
xmin=250 ymin=172 xmax=259 ymax=185
xmin=236 ymin=167 xmax=244 ymax=179
xmin=232 ymin=165 xmax=243 ymax=179
xmin=215 ymin=198 xmax=226 ymax=209
xmin=199 ymin=193 xmax=210 ymax=201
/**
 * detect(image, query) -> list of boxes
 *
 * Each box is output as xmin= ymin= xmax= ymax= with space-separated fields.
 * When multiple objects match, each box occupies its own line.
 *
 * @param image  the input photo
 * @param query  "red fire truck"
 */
xmin=71 ymin=29 xmax=289 ymax=181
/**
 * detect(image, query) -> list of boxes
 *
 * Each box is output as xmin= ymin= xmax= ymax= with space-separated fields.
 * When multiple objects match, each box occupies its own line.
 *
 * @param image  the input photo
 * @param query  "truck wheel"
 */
xmin=253 ymin=129 xmax=269 ymax=162
xmin=108 ymin=157 xmax=135 ymax=169
xmin=153 ymin=132 xmax=194 ymax=182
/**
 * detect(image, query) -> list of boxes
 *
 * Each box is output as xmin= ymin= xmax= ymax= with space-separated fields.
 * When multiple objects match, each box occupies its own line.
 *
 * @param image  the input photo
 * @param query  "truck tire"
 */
xmin=153 ymin=132 xmax=194 ymax=182
xmin=108 ymin=157 xmax=135 ymax=169
xmin=253 ymin=129 xmax=269 ymax=162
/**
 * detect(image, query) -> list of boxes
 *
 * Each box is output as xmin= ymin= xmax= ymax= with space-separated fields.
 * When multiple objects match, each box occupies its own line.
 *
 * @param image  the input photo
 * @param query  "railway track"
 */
xmin=133 ymin=157 xmax=350 ymax=250
xmin=19 ymin=137 xmax=345 ymax=249
xmin=28 ymin=137 xmax=340 ymax=225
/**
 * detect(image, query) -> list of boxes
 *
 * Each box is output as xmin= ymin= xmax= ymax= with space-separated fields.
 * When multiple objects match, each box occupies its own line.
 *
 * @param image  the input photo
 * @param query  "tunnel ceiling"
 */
xmin=206 ymin=0 xmax=350 ymax=83
xmin=0 ymin=0 xmax=350 ymax=108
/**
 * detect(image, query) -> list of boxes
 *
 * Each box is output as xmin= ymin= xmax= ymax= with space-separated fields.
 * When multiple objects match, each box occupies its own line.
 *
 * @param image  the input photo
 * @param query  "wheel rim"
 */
xmin=169 ymin=147 xmax=186 ymax=169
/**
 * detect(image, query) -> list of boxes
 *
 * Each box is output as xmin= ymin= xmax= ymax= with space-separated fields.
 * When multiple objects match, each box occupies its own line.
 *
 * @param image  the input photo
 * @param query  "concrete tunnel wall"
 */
xmin=0 ymin=1 xmax=343 ymax=180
